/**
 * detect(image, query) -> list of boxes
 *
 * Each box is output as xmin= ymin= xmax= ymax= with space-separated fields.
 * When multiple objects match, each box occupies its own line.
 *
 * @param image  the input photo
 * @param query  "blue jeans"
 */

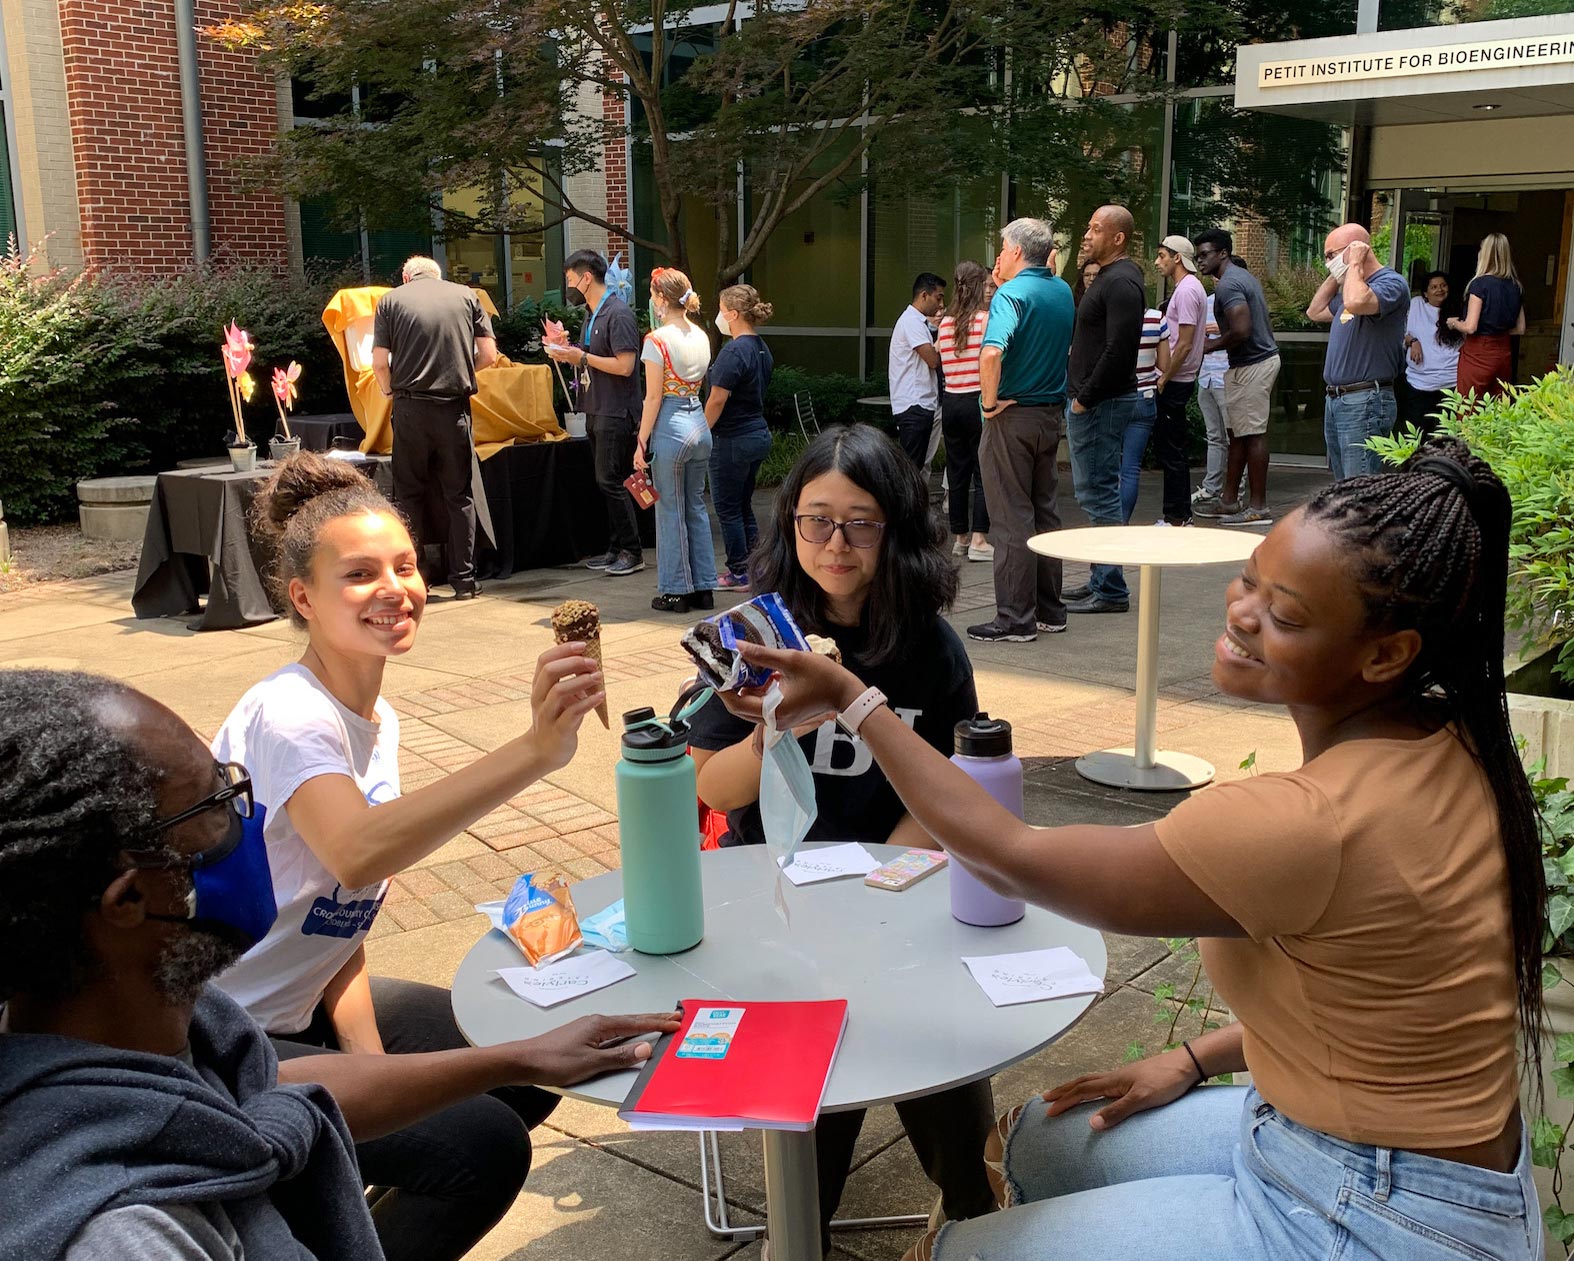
xmin=650 ymin=397 xmax=718 ymax=595
xmin=708 ymin=423 xmax=772 ymax=577
xmin=1067 ymin=393 xmax=1140 ymax=601
xmin=932 ymin=1086 xmax=1542 ymax=1261
xmin=1117 ymin=392 xmax=1158 ymax=524
xmin=1324 ymin=386 xmax=1397 ymax=482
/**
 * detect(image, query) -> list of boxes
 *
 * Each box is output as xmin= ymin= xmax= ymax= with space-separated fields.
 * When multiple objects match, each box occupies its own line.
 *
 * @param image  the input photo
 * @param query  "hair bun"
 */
xmin=254 ymin=451 xmax=370 ymax=540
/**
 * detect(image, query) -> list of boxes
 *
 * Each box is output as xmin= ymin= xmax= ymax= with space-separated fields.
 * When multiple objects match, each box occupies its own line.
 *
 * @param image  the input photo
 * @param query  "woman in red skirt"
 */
xmin=1448 ymin=232 xmax=1524 ymax=399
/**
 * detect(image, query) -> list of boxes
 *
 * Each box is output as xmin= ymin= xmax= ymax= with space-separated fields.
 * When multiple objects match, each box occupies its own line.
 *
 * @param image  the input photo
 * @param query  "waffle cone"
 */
xmin=583 ymin=634 xmax=609 ymax=727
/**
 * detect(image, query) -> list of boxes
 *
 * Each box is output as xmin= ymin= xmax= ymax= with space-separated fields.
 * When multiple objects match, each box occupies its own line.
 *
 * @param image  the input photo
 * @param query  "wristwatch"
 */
xmin=580 ymin=349 xmax=589 ymax=368
xmin=836 ymin=686 xmax=888 ymax=738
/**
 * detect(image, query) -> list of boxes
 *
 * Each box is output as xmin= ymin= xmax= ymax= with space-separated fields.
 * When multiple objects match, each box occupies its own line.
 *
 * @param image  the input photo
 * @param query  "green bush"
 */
xmin=0 ymin=248 xmax=347 ymax=523
xmin=1369 ymin=368 xmax=1574 ymax=682
xmin=764 ymin=366 xmax=887 ymax=433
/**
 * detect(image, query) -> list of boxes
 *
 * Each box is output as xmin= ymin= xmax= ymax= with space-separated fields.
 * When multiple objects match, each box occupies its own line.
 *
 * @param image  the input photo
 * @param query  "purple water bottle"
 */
xmin=949 ymin=713 xmax=1026 ymax=926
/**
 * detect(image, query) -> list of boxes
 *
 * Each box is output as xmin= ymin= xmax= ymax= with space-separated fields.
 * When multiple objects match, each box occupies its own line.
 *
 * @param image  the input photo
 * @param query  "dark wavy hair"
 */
xmin=1422 ymin=271 xmax=1465 ymax=349
xmin=748 ymin=424 xmax=957 ymax=666
xmin=1304 ymin=435 xmax=1546 ymax=1098
xmin=0 ymin=671 xmax=167 ymax=1001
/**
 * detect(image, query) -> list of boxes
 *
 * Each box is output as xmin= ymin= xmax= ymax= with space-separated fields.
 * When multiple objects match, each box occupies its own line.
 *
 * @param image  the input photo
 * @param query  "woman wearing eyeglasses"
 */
xmin=687 ymin=423 xmax=991 ymax=1256
xmin=209 ymin=452 xmax=606 ymax=1261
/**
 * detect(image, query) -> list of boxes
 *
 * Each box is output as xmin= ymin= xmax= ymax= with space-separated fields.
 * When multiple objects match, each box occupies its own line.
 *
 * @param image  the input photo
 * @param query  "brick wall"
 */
xmin=601 ymin=75 xmax=630 ymax=256
xmin=56 ymin=0 xmax=286 ymax=270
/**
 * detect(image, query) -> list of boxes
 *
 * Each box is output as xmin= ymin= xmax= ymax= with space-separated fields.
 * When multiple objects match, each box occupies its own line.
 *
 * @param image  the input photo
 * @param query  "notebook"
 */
xmin=618 ymin=998 xmax=849 ymax=1131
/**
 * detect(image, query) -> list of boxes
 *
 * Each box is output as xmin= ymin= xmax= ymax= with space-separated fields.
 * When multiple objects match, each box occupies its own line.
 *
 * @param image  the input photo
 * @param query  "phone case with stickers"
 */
xmin=864 ymin=849 xmax=948 ymax=891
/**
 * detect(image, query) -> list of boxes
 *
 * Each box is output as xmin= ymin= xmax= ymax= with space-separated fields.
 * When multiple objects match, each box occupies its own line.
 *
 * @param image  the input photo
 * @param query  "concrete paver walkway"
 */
xmin=0 ymin=466 xmax=1329 ymax=1259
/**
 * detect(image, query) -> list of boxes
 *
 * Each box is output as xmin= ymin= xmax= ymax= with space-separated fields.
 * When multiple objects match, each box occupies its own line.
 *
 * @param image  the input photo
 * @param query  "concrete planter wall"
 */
xmin=1509 ymin=692 xmax=1574 ymax=780
xmin=76 ymin=476 xmax=156 ymax=543
xmin=1532 ymin=979 xmax=1574 ymax=1255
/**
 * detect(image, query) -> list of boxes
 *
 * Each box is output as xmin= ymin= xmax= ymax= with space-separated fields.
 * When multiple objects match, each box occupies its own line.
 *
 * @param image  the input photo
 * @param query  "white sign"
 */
xmin=962 ymin=947 xmax=1105 ymax=1008
xmin=1259 ymin=34 xmax=1574 ymax=88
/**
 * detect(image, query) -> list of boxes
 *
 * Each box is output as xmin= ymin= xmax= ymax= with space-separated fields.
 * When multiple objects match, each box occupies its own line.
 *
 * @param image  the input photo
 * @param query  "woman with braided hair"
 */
xmin=730 ymin=436 xmax=1546 ymax=1261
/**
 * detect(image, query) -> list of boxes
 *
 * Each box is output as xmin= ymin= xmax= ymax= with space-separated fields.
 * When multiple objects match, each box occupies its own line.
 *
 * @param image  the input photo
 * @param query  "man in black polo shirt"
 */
xmin=545 ymin=250 xmax=645 ymax=576
xmin=372 ymin=256 xmax=496 ymax=599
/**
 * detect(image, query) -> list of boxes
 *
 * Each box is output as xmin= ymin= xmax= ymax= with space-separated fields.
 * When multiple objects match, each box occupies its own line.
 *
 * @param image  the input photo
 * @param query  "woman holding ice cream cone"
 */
xmin=211 ymin=451 xmax=610 ymax=1261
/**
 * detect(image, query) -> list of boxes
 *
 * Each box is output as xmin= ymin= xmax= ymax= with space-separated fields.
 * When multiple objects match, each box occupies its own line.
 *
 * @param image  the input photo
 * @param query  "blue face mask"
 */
xmin=142 ymin=803 xmax=278 ymax=950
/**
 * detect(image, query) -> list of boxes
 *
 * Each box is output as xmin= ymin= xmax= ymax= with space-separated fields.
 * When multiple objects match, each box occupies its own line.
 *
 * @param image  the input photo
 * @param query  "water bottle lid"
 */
xmin=955 ymin=712 xmax=1013 ymax=757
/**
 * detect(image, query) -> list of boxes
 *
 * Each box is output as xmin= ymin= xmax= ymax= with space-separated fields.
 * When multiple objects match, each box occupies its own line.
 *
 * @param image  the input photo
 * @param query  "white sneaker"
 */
xmin=952 ymin=540 xmax=967 ymax=557
xmin=1152 ymin=519 xmax=1171 ymax=527
xmin=967 ymin=542 xmax=995 ymax=561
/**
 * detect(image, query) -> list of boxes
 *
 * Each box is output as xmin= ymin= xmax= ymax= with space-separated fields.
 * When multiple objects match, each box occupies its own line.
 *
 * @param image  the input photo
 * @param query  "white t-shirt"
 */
xmin=211 ymin=664 xmax=399 ymax=1035
xmin=1200 ymin=295 xmax=1229 ymax=389
xmin=1405 ymin=294 xmax=1461 ymax=392
xmin=888 ymin=304 xmax=939 ymax=414
xmin=640 ymin=323 xmax=711 ymax=391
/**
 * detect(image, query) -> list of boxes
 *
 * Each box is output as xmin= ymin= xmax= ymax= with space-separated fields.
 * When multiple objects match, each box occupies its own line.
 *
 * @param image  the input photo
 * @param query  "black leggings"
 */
xmin=271 ymin=976 xmax=559 ymax=1261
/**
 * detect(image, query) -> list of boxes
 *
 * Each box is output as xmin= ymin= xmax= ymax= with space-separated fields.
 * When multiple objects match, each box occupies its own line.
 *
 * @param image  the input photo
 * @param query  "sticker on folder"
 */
xmin=676 ymin=1006 xmax=746 ymax=1059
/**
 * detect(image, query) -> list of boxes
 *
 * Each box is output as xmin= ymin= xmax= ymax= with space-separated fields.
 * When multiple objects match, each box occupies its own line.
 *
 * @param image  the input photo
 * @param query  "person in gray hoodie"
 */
xmin=0 ymin=669 xmax=676 ymax=1260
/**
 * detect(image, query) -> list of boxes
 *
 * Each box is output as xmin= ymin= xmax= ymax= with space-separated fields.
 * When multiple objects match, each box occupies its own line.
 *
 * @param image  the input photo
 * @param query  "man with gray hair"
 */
xmin=372 ymin=255 xmax=498 ymax=599
xmin=967 ymin=218 xmax=1076 ymax=644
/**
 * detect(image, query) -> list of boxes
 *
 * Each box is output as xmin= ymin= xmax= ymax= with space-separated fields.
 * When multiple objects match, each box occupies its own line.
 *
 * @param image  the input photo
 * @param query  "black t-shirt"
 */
xmin=372 ymin=275 xmax=494 ymax=400
xmin=709 ymin=335 xmax=774 ymax=437
xmin=580 ymin=295 xmax=643 ymax=419
xmin=1067 ymin=256 xmax=1145 ymax=408
xmin=1466 ymin=276 xmax=1523 ymax=336
xmin=686 ymin=613 xmax=978 ymax=847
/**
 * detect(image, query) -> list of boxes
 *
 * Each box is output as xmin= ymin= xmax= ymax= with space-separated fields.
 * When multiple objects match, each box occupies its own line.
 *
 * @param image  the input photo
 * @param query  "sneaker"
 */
xmin=967 ymin=542 xmax=995 ymax=562
xmin=451 ymin=582 xmax=483 ymax=601
xmin=1062 ymin=583 xmax=1093 ymax=602
xmin=606 ymin=551 xmax=645 ymax=576
xmin=717 ymin=571 xmax=750 ymax=590
xmin=1191 ymin=485 xmax=1211 ymax=503
xmin=1066 ymin=594 xmax=1130 ymax=614
xmin=651 ymin=593 xmax=689 ymax=612
xmin=584 ymin=551 xmax=617 ymax=570
xmin=1219 ymin=506 xmax=1274 ymax=526
xmin=967 ymin=621 xmax=1036 ymax=643
xmin=952 ymin=539 xmax=967 ymax=557
xmin=1152 ymin=518 xmax=1172 ymax=527
xmin=1192 ymin=496 xmax=1237 ymax=519
xmin=1036 ymin=620 xmax=1068 ymax=634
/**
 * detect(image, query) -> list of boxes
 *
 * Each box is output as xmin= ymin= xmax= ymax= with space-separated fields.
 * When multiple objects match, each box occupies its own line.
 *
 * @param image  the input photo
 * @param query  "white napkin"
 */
xmin=781 ymin=842 xmax=881 ymax=886
xmin=962 ymin=947 xmax=1105 ymax=1007
xmin=494 ymin=950 xmax=636 ymax=1008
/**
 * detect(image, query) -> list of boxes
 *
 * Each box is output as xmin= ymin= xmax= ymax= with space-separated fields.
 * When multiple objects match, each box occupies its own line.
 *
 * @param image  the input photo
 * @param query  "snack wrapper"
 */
xmin=501 ymin=872 xmax=583 ymax=967
xmin=680 ymin=592 xmax=810 ymax=693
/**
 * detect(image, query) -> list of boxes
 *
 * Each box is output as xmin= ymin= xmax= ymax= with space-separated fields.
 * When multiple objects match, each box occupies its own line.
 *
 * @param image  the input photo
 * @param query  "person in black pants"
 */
xmin=705 ymin=283 xmax=778 ymax=588
xmin=889 ymin=273 xmax=947 ymax=471
xmin=548 ymin=250 xmax=646 ymax=576
xmin=937 ymin=261 xmax=994 ymax=559
xmin=372 ymin=255 xmax=496 ymax=599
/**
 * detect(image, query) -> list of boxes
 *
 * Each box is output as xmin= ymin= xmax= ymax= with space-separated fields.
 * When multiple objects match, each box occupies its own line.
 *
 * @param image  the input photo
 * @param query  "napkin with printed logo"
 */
xmin=961 ymin=947 xmax=1104 ymax=1007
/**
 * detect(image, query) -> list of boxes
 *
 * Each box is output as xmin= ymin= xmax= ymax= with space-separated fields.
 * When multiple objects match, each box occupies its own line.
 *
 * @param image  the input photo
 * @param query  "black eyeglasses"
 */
xmin=794 ymin=515 xmax=886 ymax=549
xmin=112 ymin=763 xmax=254 ymax=884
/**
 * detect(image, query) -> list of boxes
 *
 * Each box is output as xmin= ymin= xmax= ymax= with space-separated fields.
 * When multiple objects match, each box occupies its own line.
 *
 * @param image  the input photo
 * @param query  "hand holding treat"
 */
xmin=552 ymin=599 xmax=610 ymax=728
xmin=542 ymin=317 xmax=569 ymax=347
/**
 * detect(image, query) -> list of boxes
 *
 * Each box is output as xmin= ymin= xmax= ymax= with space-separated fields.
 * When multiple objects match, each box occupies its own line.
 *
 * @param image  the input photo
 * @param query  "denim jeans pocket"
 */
xmin=1340 ymin=1187 xmax=1514 ymax=1261
xmin=1244 ymin=1107 xmax=1344 ymax=1213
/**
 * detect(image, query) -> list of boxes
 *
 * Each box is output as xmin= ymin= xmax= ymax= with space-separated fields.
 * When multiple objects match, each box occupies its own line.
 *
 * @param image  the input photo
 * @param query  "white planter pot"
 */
xmin=269 ymin=437 xmax=301 ymax=463
xmin=227 ymin=444 xmax=257 ymax=473
xmin=562 ymin=411 xmax=587 ymax=438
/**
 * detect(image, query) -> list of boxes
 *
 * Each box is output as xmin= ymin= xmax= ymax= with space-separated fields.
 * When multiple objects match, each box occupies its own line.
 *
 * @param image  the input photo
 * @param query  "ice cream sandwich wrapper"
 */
xmin=501 ymin=872 xmax=583 ymax=967
xmin=682 ymin=592 xmax=810 ymax=692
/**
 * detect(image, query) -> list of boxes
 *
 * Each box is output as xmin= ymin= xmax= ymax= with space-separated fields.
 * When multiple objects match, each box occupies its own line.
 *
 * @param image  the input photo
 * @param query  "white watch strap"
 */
xmin=839 ymin=686 xmax=888 ymax=736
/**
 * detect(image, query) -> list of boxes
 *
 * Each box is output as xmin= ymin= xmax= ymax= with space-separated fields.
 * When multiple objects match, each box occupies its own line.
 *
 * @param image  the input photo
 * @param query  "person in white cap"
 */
xmin=1152 ymin=236 xmax=1207 ymax=526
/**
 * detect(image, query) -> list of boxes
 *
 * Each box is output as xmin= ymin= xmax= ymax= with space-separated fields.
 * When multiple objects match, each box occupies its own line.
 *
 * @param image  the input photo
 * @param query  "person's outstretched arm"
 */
xmin=279 ymin=1012 xmax=681 ymax=1141
xmin=730 ymin=643 xmax=1244 ymax=940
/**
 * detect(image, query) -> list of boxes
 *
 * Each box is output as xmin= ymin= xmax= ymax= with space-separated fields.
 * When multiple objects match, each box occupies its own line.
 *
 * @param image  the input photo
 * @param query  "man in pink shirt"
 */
xmin=1153 ymin=236 xmax=1207 ymax=525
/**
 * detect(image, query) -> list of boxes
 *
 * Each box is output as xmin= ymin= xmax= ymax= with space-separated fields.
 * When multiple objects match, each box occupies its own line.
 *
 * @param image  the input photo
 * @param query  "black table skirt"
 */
xmin=475 ymin=438 xmax=653 ymax=579
xmin=289 ymin=413 xmax=364 ymax=452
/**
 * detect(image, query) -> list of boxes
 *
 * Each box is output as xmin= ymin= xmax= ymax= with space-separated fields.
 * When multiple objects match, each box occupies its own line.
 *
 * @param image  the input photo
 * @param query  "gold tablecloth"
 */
xmin=321 ymin=286 xmax=565 ymax=459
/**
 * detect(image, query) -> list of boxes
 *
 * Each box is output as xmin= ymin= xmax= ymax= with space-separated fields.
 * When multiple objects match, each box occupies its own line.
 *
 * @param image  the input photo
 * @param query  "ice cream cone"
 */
xmin=551 ymin=598 xmax=609 ymax=727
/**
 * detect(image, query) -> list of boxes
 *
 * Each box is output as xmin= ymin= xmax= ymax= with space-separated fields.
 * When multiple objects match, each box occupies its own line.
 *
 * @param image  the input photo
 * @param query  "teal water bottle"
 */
xmin=615 ymin=693 xmax=711 ymax=954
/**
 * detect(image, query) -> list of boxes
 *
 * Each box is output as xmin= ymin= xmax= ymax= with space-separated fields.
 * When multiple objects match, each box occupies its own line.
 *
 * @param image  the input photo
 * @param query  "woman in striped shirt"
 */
xmin=938 ymin=260 xmax=994 ymax=561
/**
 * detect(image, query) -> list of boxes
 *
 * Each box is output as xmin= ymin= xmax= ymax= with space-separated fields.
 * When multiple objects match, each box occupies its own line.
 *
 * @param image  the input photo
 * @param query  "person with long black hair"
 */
xmin=687 ymin=423 xmax=994 ymax=1257
xmin=734 ymin=436 xmax=1546 ymax=1261
xmin=1404 ymin=270 xmax=1464 ymax=431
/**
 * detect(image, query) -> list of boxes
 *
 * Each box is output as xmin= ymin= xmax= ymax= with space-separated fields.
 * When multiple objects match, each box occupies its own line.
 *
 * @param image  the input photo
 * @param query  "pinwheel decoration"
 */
xmin=541 ymin=315 xmax=573 ymax=403
xmin=220 ymin=321 xmax=255 ymax=444
xmin=271 ymin=361 xmax=302 ymax=439
xmin=606 ymin=252 xmax=634 ymax=306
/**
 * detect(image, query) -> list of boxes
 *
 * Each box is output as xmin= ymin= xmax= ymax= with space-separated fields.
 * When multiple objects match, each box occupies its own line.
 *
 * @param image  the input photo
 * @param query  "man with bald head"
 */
xmin=1065 ymin=204 xmax=1148 ymax=614
xmin=1307 ymin=223 xmax=1411 ymax=480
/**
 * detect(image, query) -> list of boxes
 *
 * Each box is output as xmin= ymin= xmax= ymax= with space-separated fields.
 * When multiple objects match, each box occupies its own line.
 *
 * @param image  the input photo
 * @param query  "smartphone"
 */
xmin=865 ymin=849 xmax=948 ymax=892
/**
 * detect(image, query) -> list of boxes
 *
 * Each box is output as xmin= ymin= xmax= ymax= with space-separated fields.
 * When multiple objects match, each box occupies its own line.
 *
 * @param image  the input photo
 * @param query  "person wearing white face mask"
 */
xmin=1306 ymin=223 xmax=1411 ymax=481
xmin=704 ymin=284 xmax=777 ymax=590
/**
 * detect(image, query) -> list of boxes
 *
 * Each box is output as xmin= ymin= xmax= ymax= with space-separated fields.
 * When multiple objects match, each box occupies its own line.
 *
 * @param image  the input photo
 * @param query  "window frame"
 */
xmin=0 ymin=14 xmax=26 ymax=250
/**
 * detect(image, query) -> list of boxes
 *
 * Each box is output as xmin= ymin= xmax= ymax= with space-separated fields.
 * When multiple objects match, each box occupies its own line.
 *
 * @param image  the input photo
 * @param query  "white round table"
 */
xmin=452 ymin=844 xmax=1106 ymax=1261
xmin=1029 ymin=525 xmax=1263 ymax=790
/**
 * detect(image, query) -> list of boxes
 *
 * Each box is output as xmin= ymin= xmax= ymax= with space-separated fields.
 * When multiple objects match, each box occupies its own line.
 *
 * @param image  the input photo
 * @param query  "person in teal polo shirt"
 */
xmin=969 ymin=218 xmax=1076 ymax=644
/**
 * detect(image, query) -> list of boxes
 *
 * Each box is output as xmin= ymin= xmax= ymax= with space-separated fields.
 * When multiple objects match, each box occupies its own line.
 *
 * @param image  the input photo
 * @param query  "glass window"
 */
xmin=507 ymin=166 xmax=549 ymax=302
xmin=1178 ymin=5 xmax=1360 ymax=88
xmin=368 ymin=226 xmax=435 ymax=287
xmin=0 ymin=105 xmax=14 ymax=248
xmin=747 ymin=138 xmax=863 ymax=331
xmin=299 ymin=200 xmax=361 ymax=274
xmin=441 ymin=187 xmax=506 ymax=306
xmin=1377 ymin=0 xmax=1570 ymax=29
xmin=869 ymin=172 xmax=1002 ymax=329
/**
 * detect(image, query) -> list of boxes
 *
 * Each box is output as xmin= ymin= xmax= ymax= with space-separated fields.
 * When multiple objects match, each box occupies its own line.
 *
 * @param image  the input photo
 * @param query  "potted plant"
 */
xmin=270 ymin=361 xmax=302 ymax=462
xmin=221 ymin=321 xmax=257 ymax=472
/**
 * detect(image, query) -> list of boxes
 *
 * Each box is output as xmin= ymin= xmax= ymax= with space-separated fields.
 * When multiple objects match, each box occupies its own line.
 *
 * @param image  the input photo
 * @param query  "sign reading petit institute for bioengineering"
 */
xmin=1258 ymin=33 xmax=1574 ymax=88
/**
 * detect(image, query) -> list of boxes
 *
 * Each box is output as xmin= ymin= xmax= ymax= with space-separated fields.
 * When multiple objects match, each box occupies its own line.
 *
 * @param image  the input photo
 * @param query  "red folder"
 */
xmin=618 ymin=998 xmax=849 ymax=1131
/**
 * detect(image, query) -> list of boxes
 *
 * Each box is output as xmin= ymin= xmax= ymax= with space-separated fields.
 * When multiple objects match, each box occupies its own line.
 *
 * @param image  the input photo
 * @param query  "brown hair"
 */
xmin=651 ymin=266 xmax=702 ymax=325
xmin=719 ymin=283 xmax=774 ymax=326
xmin=945 ymin=261 xmax=992 ymax=355
xmin=250 ymin=451 xmax=408 ymax=627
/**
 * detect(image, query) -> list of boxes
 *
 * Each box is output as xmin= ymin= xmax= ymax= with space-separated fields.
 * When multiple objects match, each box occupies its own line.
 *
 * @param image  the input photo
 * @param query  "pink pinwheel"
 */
xmin=542 ymin=317 xmax=568 ymax=346
xmin=221 ymin=321 xmax=254 ymax=379
xmin=271 ymin=361 xmax=302 ymax=439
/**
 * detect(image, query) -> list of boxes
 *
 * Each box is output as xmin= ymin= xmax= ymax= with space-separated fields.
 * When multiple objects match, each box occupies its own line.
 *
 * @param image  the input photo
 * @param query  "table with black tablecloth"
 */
xmin=132 ymin=458 xmax=394 ymax=632
xmin=289 ymin=413 xmax=365 ymax=452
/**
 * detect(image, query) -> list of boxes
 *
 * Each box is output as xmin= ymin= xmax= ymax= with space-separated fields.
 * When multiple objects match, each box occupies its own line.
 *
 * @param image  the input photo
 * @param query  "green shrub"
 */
xmin=1368 ymin=369 xmax=1574 ymax=682
xmin=0 ymin=248 xmax=346 ymax=523
xmin=764 ymin=366 xmax=887 ymax=433
xmin=1263 ymin=264 xmax=1325 ymax=334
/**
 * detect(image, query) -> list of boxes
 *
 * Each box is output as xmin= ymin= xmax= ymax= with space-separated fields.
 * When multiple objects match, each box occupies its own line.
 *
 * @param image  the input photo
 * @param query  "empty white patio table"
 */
xmin=1029 ymin=524 xmax=1262 ymax=791
xmin=452 ymin=843 xmax=1106 ymax=1261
